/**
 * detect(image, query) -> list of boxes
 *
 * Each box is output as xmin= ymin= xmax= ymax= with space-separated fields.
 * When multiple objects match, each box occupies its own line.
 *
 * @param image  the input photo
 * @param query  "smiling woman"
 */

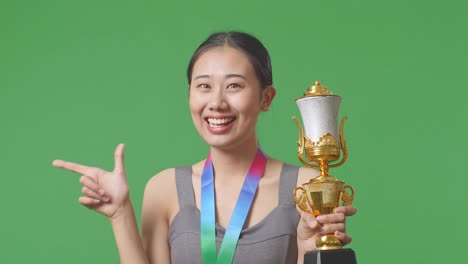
xmin=188 ymin=45 xmax=275 ymax=149
xmin=52 ymin=32 xmax=357 ymax=264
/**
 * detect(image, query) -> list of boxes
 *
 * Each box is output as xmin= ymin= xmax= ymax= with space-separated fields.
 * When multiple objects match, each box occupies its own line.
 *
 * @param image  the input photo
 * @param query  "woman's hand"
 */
xmin=52 ymin=144 xmax=130 ymax=221
xmin=297 ymin=205 xmax=357 ymax=252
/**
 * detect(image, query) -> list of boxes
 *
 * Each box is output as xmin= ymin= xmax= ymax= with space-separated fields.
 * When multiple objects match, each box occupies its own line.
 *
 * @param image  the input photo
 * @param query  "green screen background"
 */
xmin=1 ymin=0 xmax=467 ymax=263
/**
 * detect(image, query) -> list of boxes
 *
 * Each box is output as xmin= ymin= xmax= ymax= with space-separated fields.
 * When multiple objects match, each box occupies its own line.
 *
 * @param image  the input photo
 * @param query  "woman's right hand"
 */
xmin=297 ymin=205 xmax=357 ymax=253
xmin=53 ymin=144 xmax=130 ymax=221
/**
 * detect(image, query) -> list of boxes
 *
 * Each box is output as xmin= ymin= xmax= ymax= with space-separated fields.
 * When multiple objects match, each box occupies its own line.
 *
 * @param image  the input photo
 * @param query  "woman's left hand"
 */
xmin=297 ymin=205 xmax=357 ymax=252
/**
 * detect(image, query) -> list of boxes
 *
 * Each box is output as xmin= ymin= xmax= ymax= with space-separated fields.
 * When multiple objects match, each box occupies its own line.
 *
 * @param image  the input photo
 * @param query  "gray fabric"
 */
xmin=169 ymin=164 xmax=300 ymax=264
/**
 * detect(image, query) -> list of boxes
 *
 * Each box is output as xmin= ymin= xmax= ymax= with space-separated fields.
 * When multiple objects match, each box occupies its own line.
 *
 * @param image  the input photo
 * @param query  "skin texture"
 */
xmin=52 ymin=45 xmax=356 ymax=264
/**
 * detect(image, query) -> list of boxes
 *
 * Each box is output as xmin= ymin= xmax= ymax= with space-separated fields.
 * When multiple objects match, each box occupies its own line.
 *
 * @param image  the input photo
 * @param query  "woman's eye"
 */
xmin=197 ymin=83 xmax=210 ymax=89
xmin=227 ymin=83 xmax=241 ymax=89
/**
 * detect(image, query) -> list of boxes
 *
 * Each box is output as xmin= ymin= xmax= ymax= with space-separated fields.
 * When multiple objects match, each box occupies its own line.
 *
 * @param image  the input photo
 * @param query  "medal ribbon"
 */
xmin=201 ymin=149 xmax=267 ymax=264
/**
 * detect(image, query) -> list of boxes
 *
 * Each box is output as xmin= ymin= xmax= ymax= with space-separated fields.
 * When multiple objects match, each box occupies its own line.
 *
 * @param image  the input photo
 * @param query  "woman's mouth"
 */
xmin=205 ymin=117 xmax=236 ymax=133
xmin=206 ymin=117 xmax=236 ymax=127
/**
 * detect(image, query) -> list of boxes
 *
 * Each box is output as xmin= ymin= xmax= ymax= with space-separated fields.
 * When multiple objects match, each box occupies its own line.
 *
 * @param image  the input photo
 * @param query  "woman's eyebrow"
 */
xmin=193 ymin=74 xmax=210 ymax=80
xmin=194 ymin=74 xmax=247 ymax=80
xmin=225 ymin=74 xmax=247 ymax=80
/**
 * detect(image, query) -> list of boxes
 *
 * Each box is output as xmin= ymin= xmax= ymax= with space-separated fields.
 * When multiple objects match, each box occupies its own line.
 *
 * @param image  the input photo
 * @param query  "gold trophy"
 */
xmin=293 ymin=81 xmax=357 ymax=263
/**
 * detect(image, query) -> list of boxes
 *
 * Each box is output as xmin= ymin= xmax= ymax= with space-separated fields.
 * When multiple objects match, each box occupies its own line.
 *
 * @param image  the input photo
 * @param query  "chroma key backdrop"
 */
xmin=1 ymin=0 xmax=467 ymax=263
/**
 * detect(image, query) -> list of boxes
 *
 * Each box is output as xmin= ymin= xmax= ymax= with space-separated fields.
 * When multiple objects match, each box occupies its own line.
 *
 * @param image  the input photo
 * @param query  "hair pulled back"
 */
xmin=187 ymin=32 xmax=273 ymax=89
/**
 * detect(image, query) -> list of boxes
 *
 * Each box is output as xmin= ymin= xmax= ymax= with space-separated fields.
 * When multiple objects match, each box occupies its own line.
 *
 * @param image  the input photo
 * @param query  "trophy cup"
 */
xmin=293 ymin=81 xmax=357 ymax=264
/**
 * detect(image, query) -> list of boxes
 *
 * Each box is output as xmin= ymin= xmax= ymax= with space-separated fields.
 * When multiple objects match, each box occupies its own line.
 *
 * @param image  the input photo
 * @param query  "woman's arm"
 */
xmin=110 ymin=201 xmax=150 ymax=264
xmin=140 ymin=168 xmax=177 ymax=264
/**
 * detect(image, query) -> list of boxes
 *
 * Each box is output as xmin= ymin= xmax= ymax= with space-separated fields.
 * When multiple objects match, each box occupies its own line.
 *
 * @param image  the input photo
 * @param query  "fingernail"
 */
xmin=99 ymin=189 xmax=105 ymax=196
xmin=103 ymin=196 xmax=110 ymax=202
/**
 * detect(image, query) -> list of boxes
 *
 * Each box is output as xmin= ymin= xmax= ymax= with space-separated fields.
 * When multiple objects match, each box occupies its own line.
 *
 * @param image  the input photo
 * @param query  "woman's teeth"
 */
xmin=207 ymin=117 xmax=235 ymax=127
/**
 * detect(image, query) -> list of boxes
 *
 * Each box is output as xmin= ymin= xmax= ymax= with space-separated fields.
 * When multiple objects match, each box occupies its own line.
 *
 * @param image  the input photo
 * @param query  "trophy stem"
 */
xmin=316 ymin=160 xmax=337 ymax=181
xmin=319 ymin=160 xmax=330 ymax=177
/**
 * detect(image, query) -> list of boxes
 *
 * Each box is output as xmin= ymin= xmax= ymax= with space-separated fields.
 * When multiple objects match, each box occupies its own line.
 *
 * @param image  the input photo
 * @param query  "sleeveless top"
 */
xmin=168 ymin=163 xmax=300 ymax=264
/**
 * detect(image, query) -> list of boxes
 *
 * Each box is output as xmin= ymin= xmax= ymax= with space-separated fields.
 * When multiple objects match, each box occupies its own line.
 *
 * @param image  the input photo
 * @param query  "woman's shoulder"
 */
xmin=267 ymin=157 xmax=320 ymax=186
xmin=145 ymin=167 xmax=176 ymax=191
xmin=144 ymin=160 xmax=205 ymax=196
xmin=143 ymin=168 xmax=178 ymax=212
xmin=143 ymin=162 xmax=204 ymax=221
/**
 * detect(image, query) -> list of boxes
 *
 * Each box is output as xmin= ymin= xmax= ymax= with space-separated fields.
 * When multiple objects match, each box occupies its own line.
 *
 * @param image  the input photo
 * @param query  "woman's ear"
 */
xmin=261 ymin=86 xmax=276 ymax=111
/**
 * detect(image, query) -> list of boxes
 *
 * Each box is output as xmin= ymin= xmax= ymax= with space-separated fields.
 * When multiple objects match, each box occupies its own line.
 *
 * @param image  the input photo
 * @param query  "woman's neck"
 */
xmin=209 ymin=137 xmax=261 ymax=181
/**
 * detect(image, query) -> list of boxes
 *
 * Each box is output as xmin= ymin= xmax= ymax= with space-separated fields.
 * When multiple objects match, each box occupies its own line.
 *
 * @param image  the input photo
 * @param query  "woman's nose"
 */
xmin=208 ymin=89 xmax=228 ymax=111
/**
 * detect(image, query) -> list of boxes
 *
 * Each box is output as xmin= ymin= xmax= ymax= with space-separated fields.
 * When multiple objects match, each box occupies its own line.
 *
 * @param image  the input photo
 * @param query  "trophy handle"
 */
xmin=292 ymin=116 xmax=320 ymax=169
xmin=341 ymin=185 xmax=355 ymax=206
xmin=330 ymin=115 xmax=348 ymax=168
xmin=293 ymin=186 xmax=319 ymax=216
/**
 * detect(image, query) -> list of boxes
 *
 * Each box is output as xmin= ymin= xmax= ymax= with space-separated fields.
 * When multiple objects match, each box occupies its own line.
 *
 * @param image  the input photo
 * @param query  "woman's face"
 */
xmin=189 ymin=46 xmax=275 ymax=150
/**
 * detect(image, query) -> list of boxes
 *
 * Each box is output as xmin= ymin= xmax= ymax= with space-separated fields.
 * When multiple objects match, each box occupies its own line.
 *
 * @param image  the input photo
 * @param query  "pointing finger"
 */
xmin=53 ymin=160 xmax=90 ymax=175
xmin=114 ymin=144 xmax=125 ymax=174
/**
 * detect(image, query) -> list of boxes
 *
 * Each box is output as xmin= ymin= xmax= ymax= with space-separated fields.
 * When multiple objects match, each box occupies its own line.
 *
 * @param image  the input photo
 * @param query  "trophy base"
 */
xmin=304 ymin=248 xmax=357 ymax=264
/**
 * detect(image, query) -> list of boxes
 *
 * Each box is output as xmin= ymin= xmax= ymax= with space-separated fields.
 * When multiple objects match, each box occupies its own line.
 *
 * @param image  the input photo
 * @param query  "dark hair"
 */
xmin=187 ymin=32 xmax=273 ymax=89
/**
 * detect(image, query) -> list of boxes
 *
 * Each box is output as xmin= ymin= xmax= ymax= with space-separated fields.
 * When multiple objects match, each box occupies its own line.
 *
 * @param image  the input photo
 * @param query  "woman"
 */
xmin=53 ymin=32 xmax=356 ymax=264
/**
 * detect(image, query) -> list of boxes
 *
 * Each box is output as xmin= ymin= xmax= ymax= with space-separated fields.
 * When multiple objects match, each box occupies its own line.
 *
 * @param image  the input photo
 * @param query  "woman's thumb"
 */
xmin=114 ymin=143 xmax=125 ymax=173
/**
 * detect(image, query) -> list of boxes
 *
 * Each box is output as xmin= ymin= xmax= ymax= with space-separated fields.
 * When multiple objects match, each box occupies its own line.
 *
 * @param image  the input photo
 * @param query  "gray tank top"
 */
xmin=169 ymin=163 xmax=300 ymax=264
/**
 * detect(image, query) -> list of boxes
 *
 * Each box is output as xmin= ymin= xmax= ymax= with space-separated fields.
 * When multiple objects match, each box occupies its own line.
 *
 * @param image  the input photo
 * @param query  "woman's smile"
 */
xmin=205 ymin=116 xmax=237 ymax=133
xmin=189 ymin=46 xmax=265 ymax=149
